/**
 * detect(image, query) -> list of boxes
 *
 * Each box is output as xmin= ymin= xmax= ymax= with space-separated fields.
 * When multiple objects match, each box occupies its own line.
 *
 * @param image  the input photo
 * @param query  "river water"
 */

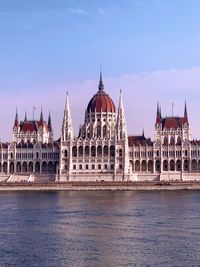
xmin=0 ymin=191 xmax=200 ymax=266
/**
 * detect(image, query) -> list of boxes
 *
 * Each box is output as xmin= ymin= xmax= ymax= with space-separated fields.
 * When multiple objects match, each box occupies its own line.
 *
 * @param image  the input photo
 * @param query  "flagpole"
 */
xmin=172 ymin=102 xmax=175 ymax=117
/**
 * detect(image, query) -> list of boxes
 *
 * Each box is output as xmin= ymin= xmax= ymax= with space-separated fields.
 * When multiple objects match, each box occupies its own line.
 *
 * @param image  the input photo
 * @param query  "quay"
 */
xmin=0 ymin=181 xmax=200 ymax=191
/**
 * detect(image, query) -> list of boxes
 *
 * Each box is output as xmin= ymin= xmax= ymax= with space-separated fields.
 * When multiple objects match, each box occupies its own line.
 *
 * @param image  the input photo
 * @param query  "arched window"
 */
xmin=148 ymin=160 xmax=153 ymax=172
xmin=170 ymin=160 xmax=175 ymax=171
xmin=163 ymin=160 xmax=168 ymax=171
xmin=22 ymin=162 xmax=28 ymax=172
xmin=91 ymin=146 xmax=96 ymax=157
xmin=85 ymin=146 xmax=89 ymax=157
xmin=35 ymin=162 xmax=40 ymax=173
xmin=9 ymin=162 xmax=14 ymax=173
xmin=119 ymin=149 xmax=123 ymax=157
xmin=97 ymin=126 xmax=101 ymax=138
xmin=135 ymin=160 xmax=140 ymax=171
xmin=16 ymin=162 xmax=21 ymax=173
xmin=170 ymin=137 xmax=175 ymax=145
xmin=176 ymin=136 xmax=181 ymax=145
xmin=184 ymin=160 xmax=189 ymax=171
xmin=103 ymin=146 xmax=108 ymax=157
xmin=176 ymin=160 xmax=181 ymax=171
xmin=141 ymin=160 xmax=147 ymax=171
xmin=3 ymin=162 xmax=7 ymax=173
xmin=155 ymin=160 xmax=160 ymax=172
xmin=191 ymin=159 xmax=197 ymax=171
xmin=163 ymin=137 xmax=168 ymax=145
xmin=110 ymin=145 xmax=115 ymax=157
xmin=78 ymin=146 xmax=83 ymax=157
xmin=103 ymin=125 xmax=106 ymax=138
xmin=42 ymin=162 xmax=47 ymax=173
xmin=97 ymin=146 xmax=102 ymax=157
xmin=64 ymin=150 xmax=68 ymax=158
xmin=28 ymin=162 xmax=33 ymax=173
xmin=72 ymin=146 xmax=77 ymax=157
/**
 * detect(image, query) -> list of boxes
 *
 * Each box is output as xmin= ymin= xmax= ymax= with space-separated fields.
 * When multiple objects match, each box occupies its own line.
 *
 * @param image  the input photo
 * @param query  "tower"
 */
xmin=62 ymin=93 xmax=74 ymax=141
xmin=116 ymin=90 xmax=129 ymax=180
xmin=13 ymin=109 xmax=20 ymax=143
xmin=59 ymin=93 xmax=74 ymax=181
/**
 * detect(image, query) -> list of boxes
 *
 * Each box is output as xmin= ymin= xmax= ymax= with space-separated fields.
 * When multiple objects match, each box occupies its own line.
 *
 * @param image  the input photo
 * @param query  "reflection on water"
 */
xmin=0 ymin=191 xmax=199 ymax=266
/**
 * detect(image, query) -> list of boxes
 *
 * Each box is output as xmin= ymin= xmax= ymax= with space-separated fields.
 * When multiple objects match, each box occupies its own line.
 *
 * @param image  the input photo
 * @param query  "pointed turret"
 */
xmin=116 ymin=90 xmax=127 ymax=140
xmin=156 ymin=102 xmax=161 ymax=124
xmin=48 ymin=111 xmax=52 ymax=131
xmin=40 ymin=107 xmax=44 ymax=122
xmin=24 ymin=111 xmax=27 ymax=122
xmin=14 ymin=108 xmax=19 ymax=128
xmin=183 ymin=101 xmax=189 ymax=124
xmin=142 ymin=128 xmax=145 ymax=137
xmin=98 ymin=66 xmax=104 ymax=91
xmin=62 ymin=92 xmax=74 ymax=141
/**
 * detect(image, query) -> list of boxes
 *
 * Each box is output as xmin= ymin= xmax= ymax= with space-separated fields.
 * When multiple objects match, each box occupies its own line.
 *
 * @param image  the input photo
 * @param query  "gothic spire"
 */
xmin=24 ymin=111 xmax=27 ymax=122
xmin=48 ymin=111 xmax=52 ymax=131
xmin=116 ymin=90 xmax=127 ymax=140
xmin=142 ymin=128 xmax=145 ymax=137
xmin=156 ymin=102 xmax=161 ymax=124
xmin=184 ymin=101 xmax=189 ymax=124
xmin=62 ymin=92 xmax=74 ymax=141
xmin=40 ymin=107 xmax=44 ymax=122
xmin=14 ymin=108 xmax=19 ymax=127
xmin=184 ymin=101 xmax=188 ymax=117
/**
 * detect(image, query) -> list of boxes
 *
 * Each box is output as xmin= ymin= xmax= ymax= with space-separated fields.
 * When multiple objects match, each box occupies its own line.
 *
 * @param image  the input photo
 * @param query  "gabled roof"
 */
xmin=19 ymin=120 xmax=49 ymax=133
xmin=128 ymin=135 xmax=153 ymax=146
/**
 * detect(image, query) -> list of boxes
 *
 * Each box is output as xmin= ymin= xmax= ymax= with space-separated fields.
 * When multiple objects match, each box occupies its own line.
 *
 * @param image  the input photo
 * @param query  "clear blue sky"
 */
xmin=1 ymin=0 xmax=200 ymax=140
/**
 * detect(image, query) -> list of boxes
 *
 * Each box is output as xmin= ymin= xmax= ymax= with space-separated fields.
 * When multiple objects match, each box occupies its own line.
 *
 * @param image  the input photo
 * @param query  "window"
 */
xmin=98 ymin=164 xmax=101 ymax=169
xmin=73 ymin=165 xmax=76 ymax=170
xmin=185 ymin=150 xmax=188 ymax=157
xmin=86 ymin=164 xmax=89 ymax=170
xmin=104 ymin=164 xmax=107 ymax=169
xmin=79 ymin=164 xmax=82 ymax=170
xmin=92 ymin=164 xmax=95 ymax=170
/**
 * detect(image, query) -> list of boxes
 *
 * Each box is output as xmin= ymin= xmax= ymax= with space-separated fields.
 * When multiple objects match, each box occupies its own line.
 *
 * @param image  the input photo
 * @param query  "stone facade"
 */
xmin=0 ymin=73 xmax=200 ymax=182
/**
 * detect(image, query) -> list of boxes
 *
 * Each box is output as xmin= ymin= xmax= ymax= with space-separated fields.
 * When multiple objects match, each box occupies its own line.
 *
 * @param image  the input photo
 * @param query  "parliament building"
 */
xmin=0 ymin=72 xmax=199 ymax=182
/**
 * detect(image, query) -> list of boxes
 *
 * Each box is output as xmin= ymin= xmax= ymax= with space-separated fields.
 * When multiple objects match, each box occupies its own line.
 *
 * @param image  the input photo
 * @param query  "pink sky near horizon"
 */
xmin=1 ymin=66 xmax=200 ymax=142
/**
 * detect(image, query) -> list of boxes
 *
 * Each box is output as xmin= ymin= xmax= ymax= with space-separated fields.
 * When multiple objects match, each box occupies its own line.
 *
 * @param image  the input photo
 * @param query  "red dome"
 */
xmin=87 ymin=91 xmax=115 ymax=113
xmin=87 ymin=71 xmax=116 ymax=113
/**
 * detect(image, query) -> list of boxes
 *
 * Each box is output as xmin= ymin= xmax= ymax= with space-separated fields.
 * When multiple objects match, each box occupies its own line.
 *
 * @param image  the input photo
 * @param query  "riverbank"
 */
xmin=0 ymin=181 xmax=200 ymax=191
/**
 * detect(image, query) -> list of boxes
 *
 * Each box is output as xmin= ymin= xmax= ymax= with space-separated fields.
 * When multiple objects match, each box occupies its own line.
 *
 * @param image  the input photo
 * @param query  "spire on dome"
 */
xmin=48 ymin=111 xmax=52 ymax=131
xmin=98 ymin=66 xmax=104 ymax=91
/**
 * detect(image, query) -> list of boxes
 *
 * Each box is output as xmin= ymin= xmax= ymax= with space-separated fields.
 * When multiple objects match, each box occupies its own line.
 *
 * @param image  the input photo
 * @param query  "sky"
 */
xmin=1 ymin=0 xmax=200 ymax=141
